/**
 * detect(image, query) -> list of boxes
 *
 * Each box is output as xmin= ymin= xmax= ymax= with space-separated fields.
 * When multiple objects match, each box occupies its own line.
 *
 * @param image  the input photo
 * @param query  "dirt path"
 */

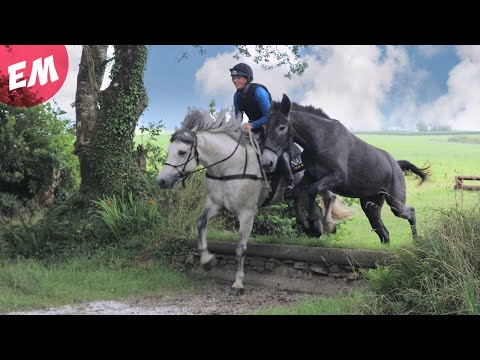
xmin=6 ymin=271 xmax=358 ymax=315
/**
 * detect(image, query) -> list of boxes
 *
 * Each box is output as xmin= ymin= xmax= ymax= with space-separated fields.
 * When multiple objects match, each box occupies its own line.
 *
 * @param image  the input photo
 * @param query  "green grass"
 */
xmin=0 ymin=256 xmax=198 ymax=313
xmin=134 ymin=132 xmax=171 ymax=151
xmin=251 ymin=294 xmax=360 ymax=315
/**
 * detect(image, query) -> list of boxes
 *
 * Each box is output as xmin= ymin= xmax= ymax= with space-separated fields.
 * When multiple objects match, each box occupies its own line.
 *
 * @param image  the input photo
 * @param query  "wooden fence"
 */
xmin=454 ymin=176 xmax=480 ymax=191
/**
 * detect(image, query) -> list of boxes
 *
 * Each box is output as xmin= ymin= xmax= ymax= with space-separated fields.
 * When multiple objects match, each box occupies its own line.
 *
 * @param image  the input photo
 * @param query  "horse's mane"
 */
xmin=271 ymin=101 xmax=331 ymax=119
xmin=171 ymin=108 xmax=249 ymax=144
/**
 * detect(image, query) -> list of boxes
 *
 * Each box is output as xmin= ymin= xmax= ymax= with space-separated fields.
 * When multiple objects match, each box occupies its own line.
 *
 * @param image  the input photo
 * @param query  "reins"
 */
xmin=163 ymin=128 xmax=269 ymax=190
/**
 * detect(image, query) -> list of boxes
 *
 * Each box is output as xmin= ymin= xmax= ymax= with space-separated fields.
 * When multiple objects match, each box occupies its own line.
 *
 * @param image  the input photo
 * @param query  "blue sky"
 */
xmin=56 ymin=45 xmax=480 ymax=132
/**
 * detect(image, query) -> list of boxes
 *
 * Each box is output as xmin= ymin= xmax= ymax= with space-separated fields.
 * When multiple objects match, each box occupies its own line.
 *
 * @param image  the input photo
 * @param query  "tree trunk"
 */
xmin=74 ymin=45 xmax=149 ymax=197
xmin=73 ymin=45 xmax=108 ymax=193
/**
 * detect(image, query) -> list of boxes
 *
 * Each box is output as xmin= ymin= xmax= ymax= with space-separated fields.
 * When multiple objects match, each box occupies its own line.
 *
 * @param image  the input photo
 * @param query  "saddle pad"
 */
xmin=289 ymin=143 xmax=304 ymax=174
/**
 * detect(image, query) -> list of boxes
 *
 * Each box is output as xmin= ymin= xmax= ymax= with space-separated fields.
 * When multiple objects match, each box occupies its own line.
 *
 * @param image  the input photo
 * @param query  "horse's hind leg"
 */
xmin=197 ymin=198 xmax=222 ymax=271
xmin=320 ymin=190 xmax=337 ymax=234
xmin=231 ymin=209 xmax=256 ymax=296
xmin=385 ymin=190 xmax=417 ymax=237
xmin=307 ymin=192 xmax=324 ymax=237
xmin=360 ymin=195 xmax=390 ymax=244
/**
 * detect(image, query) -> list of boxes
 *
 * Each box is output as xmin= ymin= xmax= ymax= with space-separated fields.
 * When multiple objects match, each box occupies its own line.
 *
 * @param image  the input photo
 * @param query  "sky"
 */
xmin=54 ymin=45 xmax=480 ymax=132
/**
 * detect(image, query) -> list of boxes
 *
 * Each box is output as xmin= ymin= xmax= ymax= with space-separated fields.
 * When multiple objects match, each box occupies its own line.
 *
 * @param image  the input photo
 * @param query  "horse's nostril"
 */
xmin=268 ymin=161 xmax=273 ymax=168
xmin=158 ymin=179 xmax=165 ymax=187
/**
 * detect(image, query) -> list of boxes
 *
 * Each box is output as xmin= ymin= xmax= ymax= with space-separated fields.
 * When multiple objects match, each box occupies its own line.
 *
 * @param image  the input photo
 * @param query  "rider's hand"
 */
xmin=242 ymin=123 xmax=252 ymax=133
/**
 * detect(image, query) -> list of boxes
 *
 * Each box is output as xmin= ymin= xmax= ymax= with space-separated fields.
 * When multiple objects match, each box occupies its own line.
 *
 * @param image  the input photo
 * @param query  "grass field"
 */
xmin=136 ymin=132 xmax=480 ymax=251
xmin=0 ymin=256 xmax=197 ymax=313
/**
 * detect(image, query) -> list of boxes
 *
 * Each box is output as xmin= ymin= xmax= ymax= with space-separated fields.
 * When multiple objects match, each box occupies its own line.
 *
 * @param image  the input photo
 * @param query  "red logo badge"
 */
xmin=0 ymin=45 xmax=69 ymax=107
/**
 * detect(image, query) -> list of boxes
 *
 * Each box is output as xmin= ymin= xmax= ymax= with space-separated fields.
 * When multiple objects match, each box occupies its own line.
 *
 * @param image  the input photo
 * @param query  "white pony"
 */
xmin=157 ymin=109 xmax=352 ymax=295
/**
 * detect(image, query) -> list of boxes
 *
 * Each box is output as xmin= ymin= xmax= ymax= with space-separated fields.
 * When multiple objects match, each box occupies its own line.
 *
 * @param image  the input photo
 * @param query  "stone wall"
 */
xmin=189 ymin=240 xmax=394 ymax=282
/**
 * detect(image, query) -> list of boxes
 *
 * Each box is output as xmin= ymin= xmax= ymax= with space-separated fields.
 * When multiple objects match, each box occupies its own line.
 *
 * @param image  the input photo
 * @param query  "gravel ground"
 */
xmin=6 ymin=275 xmax=356 ymax=315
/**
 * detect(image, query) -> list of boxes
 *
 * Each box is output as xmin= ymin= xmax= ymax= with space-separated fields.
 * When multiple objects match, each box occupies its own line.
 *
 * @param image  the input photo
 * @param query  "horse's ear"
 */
xmin=280 ymin=94 xmax=291 ymax=116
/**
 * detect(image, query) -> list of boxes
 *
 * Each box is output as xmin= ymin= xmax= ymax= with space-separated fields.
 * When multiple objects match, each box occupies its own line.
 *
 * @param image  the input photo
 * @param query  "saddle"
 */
xmin=261 ymin=143 xmax=305 ymax=207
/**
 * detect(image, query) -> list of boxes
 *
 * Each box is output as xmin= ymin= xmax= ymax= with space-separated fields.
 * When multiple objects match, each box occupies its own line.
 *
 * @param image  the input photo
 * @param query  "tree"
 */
xmin=74 ymin=45 xmax=149 ymax=196
xmin=416 ymin=121 xmax=428 ymax=132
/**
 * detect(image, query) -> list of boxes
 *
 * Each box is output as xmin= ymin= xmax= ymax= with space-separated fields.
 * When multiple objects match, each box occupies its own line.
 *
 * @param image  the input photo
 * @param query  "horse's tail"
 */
xmin=330 ymin=197 xmax=356 ymax=223
xmin=397 ymin=160 xmax=430 ymax=184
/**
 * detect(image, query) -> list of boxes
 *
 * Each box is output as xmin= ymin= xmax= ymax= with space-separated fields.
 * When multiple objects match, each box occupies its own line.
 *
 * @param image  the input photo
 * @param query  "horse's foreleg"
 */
xmin=197 ymin=199 xmax=221 ymax=271
xmin=231 ymin=209 xmax=256 ymax=296
xmin=293 ymin=172 xmax=313 ymax=231
xmin=295 ymin=193 xmax=310 ymax=231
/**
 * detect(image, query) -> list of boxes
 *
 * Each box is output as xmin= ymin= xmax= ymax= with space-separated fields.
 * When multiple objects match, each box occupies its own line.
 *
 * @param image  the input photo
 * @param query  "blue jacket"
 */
xmin=233 ymin=83 xmax=271 ymax=130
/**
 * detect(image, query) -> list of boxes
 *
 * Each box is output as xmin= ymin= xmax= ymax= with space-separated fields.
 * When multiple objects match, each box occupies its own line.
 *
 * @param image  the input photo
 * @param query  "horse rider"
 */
xmin=230 ymin=62 xmax=294 ymax=199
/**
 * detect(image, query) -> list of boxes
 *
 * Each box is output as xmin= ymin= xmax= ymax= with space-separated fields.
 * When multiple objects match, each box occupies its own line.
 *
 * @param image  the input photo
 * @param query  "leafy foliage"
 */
xmin=137 ymin=120 xmax=167 ymax=175
xmin=234 ymin=45 xmax=310 ymax=79
xmin=93 ymin=191 xmax=162 ymax=241
xmin=0 ymin=102 xmax=79 ymax=199
xmin=253 ymin=203 xmax=300 ymax=237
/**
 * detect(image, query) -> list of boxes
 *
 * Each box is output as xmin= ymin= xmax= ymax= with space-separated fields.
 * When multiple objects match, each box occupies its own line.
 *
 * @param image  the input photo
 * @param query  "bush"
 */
xmin=0 ymin=102 xmax=79 ymax=200
xmin=253 ymin=203 xmax=300 ymax=237
xmin=0 ymin=192 xmax=22 ymax=220
xmin=362 ymin=206 xmax=480 ymax=315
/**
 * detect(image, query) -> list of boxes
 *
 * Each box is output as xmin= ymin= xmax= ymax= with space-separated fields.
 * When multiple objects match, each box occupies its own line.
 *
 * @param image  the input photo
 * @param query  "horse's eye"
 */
xmin=178 ymin=150 xmax=187 ymax=156
xmin=278 ymin=125 xmax=287 ymax=131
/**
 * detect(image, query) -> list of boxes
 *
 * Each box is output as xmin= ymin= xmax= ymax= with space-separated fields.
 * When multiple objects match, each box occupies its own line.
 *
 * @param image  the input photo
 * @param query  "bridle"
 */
xmin=163 ymin=128 xmax=247 ymax=186
xmin=262 ymin=112 xmax=294 ymax=157
xmin=163 ymin=129 xmax=200 ymax=181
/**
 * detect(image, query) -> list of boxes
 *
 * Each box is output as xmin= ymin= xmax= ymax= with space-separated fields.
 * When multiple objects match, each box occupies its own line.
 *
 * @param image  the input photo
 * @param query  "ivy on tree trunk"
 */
xmin=74 ymin=45 xmax=149 ymax=197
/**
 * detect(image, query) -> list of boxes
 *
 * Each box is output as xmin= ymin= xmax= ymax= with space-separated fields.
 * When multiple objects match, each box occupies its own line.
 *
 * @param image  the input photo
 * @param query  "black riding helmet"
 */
xmin=229 ymin=63 xmax=253 ymax=82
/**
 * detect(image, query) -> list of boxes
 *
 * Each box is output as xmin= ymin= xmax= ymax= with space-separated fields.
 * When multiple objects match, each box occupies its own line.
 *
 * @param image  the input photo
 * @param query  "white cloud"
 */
xmin=386 ymin=68 xmax=429 ymax=130
xmin=100 ymin=46 xmax=115 ymax=90
xmin=195 ymin=45 xmax=409 ymax=131
xmin=415 ymin=45 xmax=480 ymax=131
xmin=50 ymin=45 xmax=82 ymax=122
xmin=299 ymin=45 xmax=409 ymax=131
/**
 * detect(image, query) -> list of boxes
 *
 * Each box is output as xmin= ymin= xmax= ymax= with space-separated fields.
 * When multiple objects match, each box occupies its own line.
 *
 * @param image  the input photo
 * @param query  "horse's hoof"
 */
xmin=309 ymin=220 xmax=323 ymax=238
xmin=323 ymin=223 xmax=337 ymax=234
xmin=230 ymin=287 xmax=245 ymax=296
xmin=201 ymin=255 xmax=217 ymax=272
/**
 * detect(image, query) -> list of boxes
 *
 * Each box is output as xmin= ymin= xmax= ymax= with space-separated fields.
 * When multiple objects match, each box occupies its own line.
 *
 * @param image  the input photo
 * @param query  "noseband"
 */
xmin=263 ymin=112 xmax=293 ymax=156
xmin=163 ymin=129 xmax=200 ymax=181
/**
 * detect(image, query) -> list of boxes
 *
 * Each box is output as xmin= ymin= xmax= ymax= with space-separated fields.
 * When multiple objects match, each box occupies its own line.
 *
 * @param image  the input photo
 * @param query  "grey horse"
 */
xmin=261 ymin=94 xmax=430 ymax=244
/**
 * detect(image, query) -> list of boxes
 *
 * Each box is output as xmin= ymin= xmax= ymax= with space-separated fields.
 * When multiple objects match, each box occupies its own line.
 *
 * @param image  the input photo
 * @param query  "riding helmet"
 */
xmin=229 ymin=63 xmax=253 ymax=81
